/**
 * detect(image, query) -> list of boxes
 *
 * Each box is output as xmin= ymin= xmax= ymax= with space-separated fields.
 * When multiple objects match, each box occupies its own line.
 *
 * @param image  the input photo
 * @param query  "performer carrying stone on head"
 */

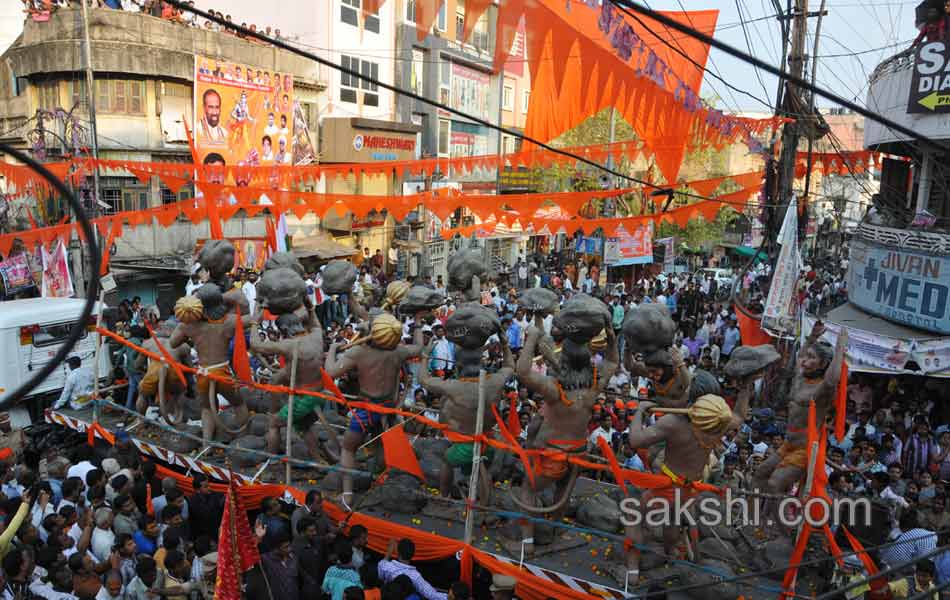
xmin=134 ymin=320 xmax=192 ymax=425
xmin=511 ymin=295 xmax=618 ymax=558
xmin=197 ymin=240 xmax=249 ymax=315
xmin=623 ymin=380 xmax=753 ymax=586
xmin=324 ymin=312 xmax=426 ymax=511
xmin=622 ymin=304 xmax=691 ymax=408
xmin=418 ymin=306 xmax=514 ymax=506
xmin=752 ymin=321 xmax=848 ymax=501
xmin=169 ymin=283 xmax=255 ymax=442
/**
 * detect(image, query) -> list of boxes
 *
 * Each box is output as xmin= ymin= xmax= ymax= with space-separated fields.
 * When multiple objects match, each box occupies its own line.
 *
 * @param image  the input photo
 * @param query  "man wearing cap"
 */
xmin=53 ymin=356 xmax=95 ymax=411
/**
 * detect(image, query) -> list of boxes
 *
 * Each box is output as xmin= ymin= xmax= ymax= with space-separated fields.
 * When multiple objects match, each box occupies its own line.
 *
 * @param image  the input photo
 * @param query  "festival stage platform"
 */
xmin=47 ymin=405 xmax=796 ymax=600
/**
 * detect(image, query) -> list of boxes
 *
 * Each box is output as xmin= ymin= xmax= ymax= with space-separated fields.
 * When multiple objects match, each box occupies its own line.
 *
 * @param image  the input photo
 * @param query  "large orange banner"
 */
xmin=193 ymin=56 xmax=295 ymax=169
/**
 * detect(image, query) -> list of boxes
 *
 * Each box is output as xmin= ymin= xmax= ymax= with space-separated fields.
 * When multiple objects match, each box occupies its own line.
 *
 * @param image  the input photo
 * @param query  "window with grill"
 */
xmin=341 ymin=0 xmax=359 ymax=26
xmin=365 ymin=3 xmax=380 ymax=33
xmin=406 ymin=0 xmax=415 ymax=22
xmin=69 ymin=80 xmax=87 ymax=112
xmin=101 ymin=188 xmax=121 ymax=214
xmin=438 ymin=119 xmax=450 ymax=156
xmin=341 ymin=55 xmax=358 ymax=103
xmin=161 ymin=82 xmax=191 ymax=98
xmin=160 ymin=186 xmax=178 ymax=205
xmin=37 ymin=81 xmax=60 ymax=110
xmin=502 ymin=84 xmax=514 ymax=111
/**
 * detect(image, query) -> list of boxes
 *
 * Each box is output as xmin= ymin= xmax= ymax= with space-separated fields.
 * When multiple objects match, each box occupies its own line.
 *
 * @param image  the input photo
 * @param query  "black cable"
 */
xmin=608 ymin=0 xmax=950 ymax=155
xmin=734 ymin=0 xmax=774 ymax=106
xmin=0 ymin=143 xmax=99 ymax=408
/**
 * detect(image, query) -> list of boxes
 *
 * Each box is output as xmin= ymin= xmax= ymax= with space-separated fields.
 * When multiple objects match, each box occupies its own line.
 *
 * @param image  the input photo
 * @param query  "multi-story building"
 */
xmin=823 ymin=10 xmax=950 ymax=375
xmin=0 ymin=7 xmax=326 ymax=310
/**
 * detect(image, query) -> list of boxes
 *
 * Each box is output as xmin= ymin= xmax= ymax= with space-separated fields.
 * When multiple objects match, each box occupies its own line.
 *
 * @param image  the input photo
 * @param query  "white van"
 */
xmin=0 ymin=298 xmax=112 ymax=408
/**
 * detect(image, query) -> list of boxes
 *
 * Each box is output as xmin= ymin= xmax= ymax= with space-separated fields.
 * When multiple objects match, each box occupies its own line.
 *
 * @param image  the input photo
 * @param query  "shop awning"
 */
xmin=733 ymin=245 xmax=768 ymax=262
xmin=609 ymin=256 xmax=654 ymax=266
xmin=291 ymin=236 xmax=357 ymax=260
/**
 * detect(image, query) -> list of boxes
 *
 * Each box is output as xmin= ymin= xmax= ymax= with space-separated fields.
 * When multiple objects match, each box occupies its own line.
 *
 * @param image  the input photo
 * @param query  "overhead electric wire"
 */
xmin=735 ymin=0 xmax=776 ymax=105
xmin=607 ymin=0 xmax=950 ymax=155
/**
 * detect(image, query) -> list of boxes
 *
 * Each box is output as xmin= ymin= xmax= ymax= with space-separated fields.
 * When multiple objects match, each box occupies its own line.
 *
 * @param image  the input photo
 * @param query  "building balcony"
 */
xmin=4 ymin=7 xmax=326 ymax=88
xmin=864 ymin=48 xmax=950 ymax=154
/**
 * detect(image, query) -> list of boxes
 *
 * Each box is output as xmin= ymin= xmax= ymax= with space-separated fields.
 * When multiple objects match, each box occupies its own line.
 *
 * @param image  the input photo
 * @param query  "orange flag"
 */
xmin=507 ymin=404 xmax=522 ymax=439
xmin=780 ymin=522 xmax=811 ymax=599
xmin=492 ymin=404 xmax=535 ymax=487
xmin=842 ymin=525 xmax=879 ymax=575
xmin=735 ymin=309 xmax=772 ymax=347
xmin=597 ymin=436 xmax=628 ymax=497
xmin=321 ymin=368 xmax=344 ymax=402
xmin=207 ymin=199 xmax=224 ymax=240
xmin=835 ymin=361 xmax=848 ymax=441
xmin=232 ymin=307 xmax=252 ymax=383
xmin=144 ymin=322 xmax=187 ymax=387
xmin=215 ymin=473 xmax=261 ymax=600
xmin=381 ymin=424 xmax=424 ymax=480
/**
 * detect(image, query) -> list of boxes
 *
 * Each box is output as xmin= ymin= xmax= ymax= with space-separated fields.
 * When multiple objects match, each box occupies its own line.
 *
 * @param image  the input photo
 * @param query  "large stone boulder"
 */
xmin=575 ymin=494 xmax=621 ymax=533
xmin=321 ymin=260 xmax=358 ymax=295
xmin=264 ymin=252 xmax=305 ymax=277
xmin=233 ymin=435 xmax=266 ymax=468
xmin=724 ymin=345 xmax=781 ymax=379
xmin=378 ymin=471 xmax=427 ymax=513
xmin=689 ymin=369 xmax=722 ymax=404
xmin=622 ymin=303 xmax=676 ymax=355
xmin=257 ymin=267 xmax=308 ymax=314
xmin=445 ymin=304 xmax=501 ymax=349
xmin=399 ymin=286 xmax=445 ymax=314
xmin=446 ymin=248 xmax=485 ymax=292
xmin=519 ymin=288 xmax=559 ymax=314
xmin=197 ymin=240 xmax=236 ymax=279
xmin=552 ymin=294 xmax=611 ymax=343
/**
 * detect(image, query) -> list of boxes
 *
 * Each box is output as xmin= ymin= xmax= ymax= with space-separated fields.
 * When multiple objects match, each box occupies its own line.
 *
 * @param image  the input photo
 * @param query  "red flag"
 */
xmin=835 ymin=361 xmax=848 ymax=441
xmin=215 ymin=475 xmax=260 ymax=600
xmin=597 ymin=436 xmax=628 ymax=497
xmin=321 ymin=368 xmax=344 ymax=401
xmin=143 ymin=322 xmax=187 ymax=387
xmin=232 ymin=307 xmax=252 ymax=383
xmin=507 ymin=404 xmax=522 ymax=439
xmin=381 ymin=424 xmax=424 ymax=480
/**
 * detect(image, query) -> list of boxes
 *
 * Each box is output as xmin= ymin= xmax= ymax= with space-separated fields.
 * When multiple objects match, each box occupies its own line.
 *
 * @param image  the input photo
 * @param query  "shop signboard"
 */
xmin=847 ymin=238 xmax=950 ymax=335
xmin=605 ymin=223 xmax=653 ymax=265
xmin=908 ymin=40 xmax=950 ymax=113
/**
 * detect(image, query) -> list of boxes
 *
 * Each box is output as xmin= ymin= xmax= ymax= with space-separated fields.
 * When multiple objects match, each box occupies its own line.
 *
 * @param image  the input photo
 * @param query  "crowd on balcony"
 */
xmin=20 ymin=0 xmax=285 ymax=42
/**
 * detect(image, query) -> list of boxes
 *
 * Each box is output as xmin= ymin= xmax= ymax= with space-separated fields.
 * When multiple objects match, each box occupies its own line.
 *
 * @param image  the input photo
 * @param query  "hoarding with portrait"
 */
xmin=193 ymin=56 xmax=295 ymax=169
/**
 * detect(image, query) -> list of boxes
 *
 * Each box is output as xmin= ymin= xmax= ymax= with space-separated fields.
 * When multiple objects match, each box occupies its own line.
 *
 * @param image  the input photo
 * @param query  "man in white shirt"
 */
xmin=588 ymin=414 xmax=614 ymax=452
xmin=429 ymin=325 xmax=455 ymax=375
xmin=91 ymin=508 xmax=116 ymax=564
xmin=243 ymin=271 xmax=258 ymax=314
xmin=54 ymin=356 xmax=95 ymax=411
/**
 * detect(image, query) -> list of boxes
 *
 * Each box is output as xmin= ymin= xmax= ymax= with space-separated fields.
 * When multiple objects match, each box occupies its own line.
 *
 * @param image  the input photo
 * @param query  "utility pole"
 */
xmin=800 ymin=0 xmax=827 ymax=256
xmin=79 ymin=0 xmax=102 ymax=291
xmin=773 ymin=0 xmax=809 ymax=242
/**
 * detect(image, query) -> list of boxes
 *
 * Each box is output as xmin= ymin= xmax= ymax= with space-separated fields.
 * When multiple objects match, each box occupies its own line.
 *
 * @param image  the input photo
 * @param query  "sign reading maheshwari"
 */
xmin=848 ymin=237 xmax=950 ymax=335
xmin=908 ymin=40 xmax=950 ymax=113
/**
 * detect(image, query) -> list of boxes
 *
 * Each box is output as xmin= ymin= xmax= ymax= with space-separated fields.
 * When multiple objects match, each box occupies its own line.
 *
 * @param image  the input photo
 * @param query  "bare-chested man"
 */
xmin=623 ymin=380 xmax=753 ymax=585
xmin=752 ymin=321 xmax=848 ymax=497
xmin=134 ymin=320 xmax=192 ymax=425
xmin=513 ymin=325 xmax=618 ymax=557
xmin=418 ymin=338 xmax=514 ymax=505
xmin=249 ymin=306 xmax=335 ymax=463
xmin=324 ymin=312 xmax=425 ymax=510
xmin=169 ymin=283 xmax=254 ymax=441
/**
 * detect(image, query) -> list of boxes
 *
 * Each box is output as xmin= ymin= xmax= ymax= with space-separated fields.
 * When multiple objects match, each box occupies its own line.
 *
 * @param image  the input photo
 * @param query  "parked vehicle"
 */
xmin=0 ymin=298 xmax=111 ymax=416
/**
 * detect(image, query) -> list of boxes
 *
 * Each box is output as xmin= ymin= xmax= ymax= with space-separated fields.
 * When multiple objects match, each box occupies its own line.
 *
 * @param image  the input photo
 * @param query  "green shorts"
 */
xmin=277 ymin=394 xmax=325 ymax=433
xmin=446 ymin=442 xmax=494 ymax=474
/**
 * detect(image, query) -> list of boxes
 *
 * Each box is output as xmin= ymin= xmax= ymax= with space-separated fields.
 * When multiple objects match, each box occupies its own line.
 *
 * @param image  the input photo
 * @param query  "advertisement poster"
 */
xmin=575 ymin=236 xmax=602 ymax=255
xmin=291 ymin=102 xmax=317 ymax=166
xmin=41 ymin=240 xmax=74 ymax=299
xmin=194 ymin=56 xmax=295 ymax=168
xmin=504 ymin=18 xmax=527 ymax=77
xmin=907 ymin=41 xmax=950 ymax=113
xmin=911 ymin=338 xmax=950 ymax=374
xmin=655 ymin=237 xmax=675 ymax=271
xmin=847 ymin=238 xmax=950 ymax=335
xmin=0 ymin=254 xmax=35 ymax=296
xmin=763 ymin=199 xmax=800 ymax=334
xmin=450 ymin=63 xmax=490 ymax=121
xmin=195 ymin=238 xmax=268 ymax=272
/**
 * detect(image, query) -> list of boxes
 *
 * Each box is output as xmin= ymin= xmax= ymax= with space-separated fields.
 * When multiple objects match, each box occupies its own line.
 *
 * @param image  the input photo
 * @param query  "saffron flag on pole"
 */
xmin=381 ymin=424 xmax=425 ymax=480
xmin=232 ymin=307 xmax=252 ymax=383
xmin=835 ymin=360 xmax=848 ymax=441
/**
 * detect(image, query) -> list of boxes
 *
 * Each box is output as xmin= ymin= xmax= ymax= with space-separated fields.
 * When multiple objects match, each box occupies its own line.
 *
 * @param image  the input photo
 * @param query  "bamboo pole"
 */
xmin=285 ymin=342 xmax=300 ymax=486
xmin=463 ymin=369 xmax=486 ymax=546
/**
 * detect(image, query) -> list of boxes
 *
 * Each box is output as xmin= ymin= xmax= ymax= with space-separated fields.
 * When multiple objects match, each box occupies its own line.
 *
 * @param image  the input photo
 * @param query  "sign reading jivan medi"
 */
xmin=908 ymin=41 xmax=950 ymax=113
xmin=848 ymin=238 xmax=950 ymax=335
